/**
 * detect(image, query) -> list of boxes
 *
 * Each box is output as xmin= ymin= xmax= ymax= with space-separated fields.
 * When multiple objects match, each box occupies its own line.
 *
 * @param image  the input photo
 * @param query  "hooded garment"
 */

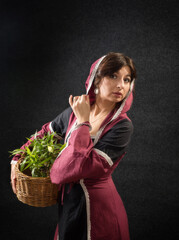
xmin=12 ymin=56 xmax=134 ymax=240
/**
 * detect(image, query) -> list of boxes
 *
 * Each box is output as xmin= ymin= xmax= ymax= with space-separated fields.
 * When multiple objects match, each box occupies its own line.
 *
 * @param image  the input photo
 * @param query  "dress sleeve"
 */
xmin=51 ymin=107 xmax=72 ymax=138
xmin=50 ymin=119 xmax=133 ymax=184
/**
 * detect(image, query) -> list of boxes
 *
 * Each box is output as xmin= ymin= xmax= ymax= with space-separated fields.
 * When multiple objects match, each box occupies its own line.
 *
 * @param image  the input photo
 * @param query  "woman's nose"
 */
xmin=117 ymin=79 xmax=124 ymax=88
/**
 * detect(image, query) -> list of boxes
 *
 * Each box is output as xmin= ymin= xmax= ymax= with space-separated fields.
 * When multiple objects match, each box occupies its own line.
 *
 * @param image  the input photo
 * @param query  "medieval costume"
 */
xmin=12 ymin=56 xmax=135 ymax=240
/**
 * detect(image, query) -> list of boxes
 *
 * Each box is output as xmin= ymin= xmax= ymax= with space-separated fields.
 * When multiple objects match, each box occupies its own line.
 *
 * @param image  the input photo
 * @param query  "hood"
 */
xmin=85 ymin=56 xmax=135 ymax=117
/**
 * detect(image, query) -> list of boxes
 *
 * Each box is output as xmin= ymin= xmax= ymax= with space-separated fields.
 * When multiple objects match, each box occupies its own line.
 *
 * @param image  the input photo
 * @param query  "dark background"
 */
xmin=1 ymin=0 xmax=178 ymax=239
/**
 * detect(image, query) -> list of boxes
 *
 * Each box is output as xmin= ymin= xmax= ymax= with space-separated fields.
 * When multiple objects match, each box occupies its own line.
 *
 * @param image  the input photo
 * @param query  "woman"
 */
xmin=11 ymin=52 xmax=136 ymax=240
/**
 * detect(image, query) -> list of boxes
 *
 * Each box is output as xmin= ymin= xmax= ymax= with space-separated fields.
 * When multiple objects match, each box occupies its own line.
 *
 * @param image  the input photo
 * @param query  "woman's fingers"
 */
xmin=69 ymin=95 xmax=82 ymax=106
xmin=69 ymin=95 xmax=73 ymax=107
xmin=80 ymin=94 xmax=89 ymax=104
xmin=81 ymin=94 xmax=86 ymax=103
xmin=69 ymin=94 xmax=89 ymax=107
xmin=86 ymin=94 xmax=90 ymax=104
xmin=69 ymin=94 xmax=90 ymax=124
xmin=74 ymin=96 xmax=79 ymax=102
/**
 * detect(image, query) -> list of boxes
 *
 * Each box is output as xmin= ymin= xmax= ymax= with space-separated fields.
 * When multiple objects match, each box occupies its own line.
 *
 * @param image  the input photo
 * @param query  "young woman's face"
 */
xmin=98 ymin=66 xmax=132 ymax=103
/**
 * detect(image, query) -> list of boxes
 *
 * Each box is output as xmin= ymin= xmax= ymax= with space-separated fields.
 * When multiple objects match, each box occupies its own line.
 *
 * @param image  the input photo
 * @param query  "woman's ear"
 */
xmin=94 ymin=88 xmax=99 ymax=95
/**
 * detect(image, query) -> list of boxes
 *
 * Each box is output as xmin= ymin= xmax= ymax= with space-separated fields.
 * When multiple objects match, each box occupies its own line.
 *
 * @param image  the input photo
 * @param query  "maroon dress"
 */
xmin=50 ymin=56 xmax=135 ymax=240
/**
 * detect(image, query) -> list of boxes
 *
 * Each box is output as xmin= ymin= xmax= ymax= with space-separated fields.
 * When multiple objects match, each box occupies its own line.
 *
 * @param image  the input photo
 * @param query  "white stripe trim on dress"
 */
xmin=10 ymin=160 xmax=18 ymax=165
xmin=49 ymin=122 xmax=62 ymax=140
xmin=93 ymin=148 xmax=113 ymax=166
xmin=73 ymin=122 xmax=92 ymax=132
xmin=86 ymin=55 xmax=106 ymax=95
xmin=49 ymin=121 xmax=54 ymax=133
xmin=64 ymin=119 xmax=78 ymax=143
xmin=80 ymin=179 xmax=91 ymax=240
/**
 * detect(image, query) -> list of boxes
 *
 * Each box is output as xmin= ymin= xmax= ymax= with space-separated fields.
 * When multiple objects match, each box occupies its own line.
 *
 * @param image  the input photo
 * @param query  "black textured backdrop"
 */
xmin=1 ymin=0 xmax=178 ymax=239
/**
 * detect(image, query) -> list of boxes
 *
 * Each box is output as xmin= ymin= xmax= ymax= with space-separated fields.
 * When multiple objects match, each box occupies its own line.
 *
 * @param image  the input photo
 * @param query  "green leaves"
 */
xmin=9 ymin=148 xmax=25 ymax=156
xmin=10 ymin=131 xmax=66 ymax=177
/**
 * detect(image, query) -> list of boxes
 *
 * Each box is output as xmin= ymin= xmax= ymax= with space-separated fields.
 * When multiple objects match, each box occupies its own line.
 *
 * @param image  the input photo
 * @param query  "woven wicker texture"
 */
xmin=15 ymin=159 xmax=58 ymax=207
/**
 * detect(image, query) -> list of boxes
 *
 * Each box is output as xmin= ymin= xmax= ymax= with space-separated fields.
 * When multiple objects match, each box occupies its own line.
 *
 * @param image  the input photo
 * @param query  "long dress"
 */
xmin=50 ymin=105 xmax=133 ymax=240
xmin=12 ymin=56 xmax=135 ymax=240
xmin=50 ymin=56 xmax=135 ymax=240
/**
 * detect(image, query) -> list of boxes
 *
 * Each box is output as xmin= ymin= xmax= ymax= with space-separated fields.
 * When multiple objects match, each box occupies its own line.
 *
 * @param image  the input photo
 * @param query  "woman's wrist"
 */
xmin=74 ymin=121 xmax=92 ymax=131
xmin=77 ymin=118 xmax=90 ymax=124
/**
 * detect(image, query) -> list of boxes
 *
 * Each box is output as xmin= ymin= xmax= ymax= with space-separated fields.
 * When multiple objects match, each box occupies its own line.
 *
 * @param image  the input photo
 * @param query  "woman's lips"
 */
xmin=112 ymin=92 xmax=122 ymax=97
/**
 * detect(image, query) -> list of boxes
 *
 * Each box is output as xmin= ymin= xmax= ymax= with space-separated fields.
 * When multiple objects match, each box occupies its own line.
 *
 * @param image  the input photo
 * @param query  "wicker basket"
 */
xmin=15 ymin=159 xmax=59 ymax=207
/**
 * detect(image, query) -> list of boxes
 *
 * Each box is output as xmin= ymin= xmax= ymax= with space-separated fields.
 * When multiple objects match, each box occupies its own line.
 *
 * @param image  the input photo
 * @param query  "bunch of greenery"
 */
xmin=10 ymin=131 xmax=66 ymax=177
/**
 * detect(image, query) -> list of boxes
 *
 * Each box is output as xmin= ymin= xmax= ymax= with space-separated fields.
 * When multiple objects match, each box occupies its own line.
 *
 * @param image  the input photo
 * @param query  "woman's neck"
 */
xmin=91 ymin=96 xmax=116 ymax=116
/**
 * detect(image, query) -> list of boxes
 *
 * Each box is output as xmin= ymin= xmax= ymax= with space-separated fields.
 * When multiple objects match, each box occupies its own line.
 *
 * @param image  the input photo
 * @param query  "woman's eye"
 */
xmin=110 ymin=74 xmax=117 ymax=79
xmin=124 ymin=78 xmax=131 ymax=83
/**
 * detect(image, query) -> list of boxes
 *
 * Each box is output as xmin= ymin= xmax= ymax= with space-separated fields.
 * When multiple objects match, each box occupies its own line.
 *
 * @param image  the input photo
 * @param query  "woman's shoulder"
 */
xmin=52 ymin=107 xmax=72 ymax=124
xmin=113 ymin=118 xmax=134 ymax=133
xmin=99 ymin=118 xmax=133 ymax=145
xmin=96 ymin=118 xmax=133 ymax=152
xmin=50 ymin=107 xmax=73 ymax=137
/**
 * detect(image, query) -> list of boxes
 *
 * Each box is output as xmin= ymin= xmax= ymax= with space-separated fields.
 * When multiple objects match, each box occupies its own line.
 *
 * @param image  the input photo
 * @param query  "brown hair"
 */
xmin=94 ymin=52 xmax=137 ymax=93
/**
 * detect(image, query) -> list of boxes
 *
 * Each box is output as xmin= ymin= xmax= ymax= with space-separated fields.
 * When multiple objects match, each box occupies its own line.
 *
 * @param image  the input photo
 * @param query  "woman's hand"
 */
xmin=11 ymin=164 xmax=16 ymax=194
xmin=69 ymin=94 xmax=90 ymax=124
